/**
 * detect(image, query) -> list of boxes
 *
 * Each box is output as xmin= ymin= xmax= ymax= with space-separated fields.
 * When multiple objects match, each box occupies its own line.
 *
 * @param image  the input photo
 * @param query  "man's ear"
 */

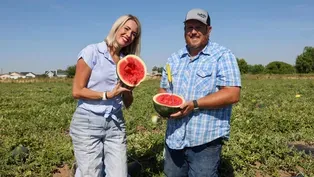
xmin=207 ymin=26 xmax=212 ymax=34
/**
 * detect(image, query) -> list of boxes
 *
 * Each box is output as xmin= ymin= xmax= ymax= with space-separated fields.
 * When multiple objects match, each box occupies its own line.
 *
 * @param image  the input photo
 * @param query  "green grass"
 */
xmin=0 ymin=78 xmax=314 ymax=177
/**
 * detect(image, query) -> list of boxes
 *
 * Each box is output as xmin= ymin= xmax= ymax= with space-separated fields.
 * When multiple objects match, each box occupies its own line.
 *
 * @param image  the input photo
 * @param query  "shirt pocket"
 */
xmin=195 ymin=69 xmax=214 ymax=93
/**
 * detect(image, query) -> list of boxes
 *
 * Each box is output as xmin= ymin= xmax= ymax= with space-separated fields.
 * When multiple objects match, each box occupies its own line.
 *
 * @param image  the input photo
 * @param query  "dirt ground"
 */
xmin=53 ymin=164 xmax=73 ymax=177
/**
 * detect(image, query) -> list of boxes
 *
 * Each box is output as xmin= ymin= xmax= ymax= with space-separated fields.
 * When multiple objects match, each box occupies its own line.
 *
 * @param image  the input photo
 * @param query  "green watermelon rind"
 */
xmin=11 ymin=145 xmax=29 ymax=162
xmin=116 ymin=54 xmax=147 ymax=87
xmin=152 ymin=93 xmax=185 ymax=118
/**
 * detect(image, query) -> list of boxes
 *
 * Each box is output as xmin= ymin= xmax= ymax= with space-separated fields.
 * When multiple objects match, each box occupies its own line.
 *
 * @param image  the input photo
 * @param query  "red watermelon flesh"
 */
xmin=155 ymin=94 xmax=183 ymax=107
xmin=152 ymin=93 xmax=185 ymax=117
xmin=117 ymin=55 xmax=146 ymax=87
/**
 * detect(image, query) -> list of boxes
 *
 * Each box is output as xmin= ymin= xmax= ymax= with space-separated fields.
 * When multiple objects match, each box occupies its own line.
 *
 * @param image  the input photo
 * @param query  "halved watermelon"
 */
xmin=117 ymin=54 xmax=147 ymax=87
xmin=153 ymin=93 xmax=185 ymax=117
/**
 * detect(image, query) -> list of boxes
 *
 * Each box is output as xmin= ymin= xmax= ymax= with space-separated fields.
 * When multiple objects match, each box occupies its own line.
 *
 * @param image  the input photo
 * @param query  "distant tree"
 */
xmin=37 ymin=74 xmax=48 ymax=78
xmin=152 ymin=66 xmax=163 ymax=74
xmin=295 ymin=46 xmax=314 ymax=73
xmin=236 ymin=58 xmax=249 ymax=74
xmin=157 ymin=67 xmax=163 ymax=74
xmin=57 ymin=69 xmax=65 ymax=73
xmin=248 ymin=64 xmax=265 ymax=74
xmin=265 ymin=61 xmax=295 ymax=74
xmin=66 ymin=65 xmax=76 ymax=78
xmin=152 ymin=66 xmax=158 ymax=72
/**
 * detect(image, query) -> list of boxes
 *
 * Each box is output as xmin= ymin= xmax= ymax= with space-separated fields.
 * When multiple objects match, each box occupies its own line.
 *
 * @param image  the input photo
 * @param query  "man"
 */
xmin=158 ymin=8 xmax=241 ymax=177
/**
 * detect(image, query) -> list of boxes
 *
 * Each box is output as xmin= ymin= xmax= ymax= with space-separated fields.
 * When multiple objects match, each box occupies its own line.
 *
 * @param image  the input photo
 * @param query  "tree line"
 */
xmin=237 ymin=46 xmax=314 ymax=74
xmin=65 ymin=46 xmax=314 ymax=78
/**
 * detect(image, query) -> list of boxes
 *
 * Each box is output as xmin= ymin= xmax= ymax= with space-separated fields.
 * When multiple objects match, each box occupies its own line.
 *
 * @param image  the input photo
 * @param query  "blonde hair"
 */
xmin=105 ymin=14 xmax=142 ymax=56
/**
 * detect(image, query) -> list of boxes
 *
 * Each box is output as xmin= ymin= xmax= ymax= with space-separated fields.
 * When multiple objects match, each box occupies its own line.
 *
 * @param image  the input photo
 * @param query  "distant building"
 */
xmin=0 ymin=69 xmax=68 ymax=80
xmin=0 ymin=72 xmax=37 ymax=80
xmin=44 ymin=70 xmax=68 ymax=78
xmin=0 ymin=74 xmax=11 ymax=80
xmin=9 ymin=72 xmax=24 ymax=79
xmin=45 ymin=71 xmax=56 ymax=78
xmin=56 ymin=70 xmax=67 ymax=78
xmin=20 ymin=72 xmax=36 ymax=78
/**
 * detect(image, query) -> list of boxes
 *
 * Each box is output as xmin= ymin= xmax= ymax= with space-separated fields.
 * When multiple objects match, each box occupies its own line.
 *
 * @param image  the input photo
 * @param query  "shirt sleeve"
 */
xmin=160 ymin=63 xmax=170 ymax=89
xmin=77 ymin=45 xmax=96 ymax=69
xmin=216 ymin=51 xmax=242 ymax=87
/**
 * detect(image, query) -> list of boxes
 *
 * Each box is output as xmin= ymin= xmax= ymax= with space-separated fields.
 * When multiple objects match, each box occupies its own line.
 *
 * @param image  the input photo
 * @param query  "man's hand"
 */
xmin=169 ymin=101 xmax=194 ymax=119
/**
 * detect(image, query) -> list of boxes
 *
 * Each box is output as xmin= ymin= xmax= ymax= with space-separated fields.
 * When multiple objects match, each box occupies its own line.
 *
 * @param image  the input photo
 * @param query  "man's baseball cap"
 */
xmin=184 ymin=8 xmax=210 ymax=26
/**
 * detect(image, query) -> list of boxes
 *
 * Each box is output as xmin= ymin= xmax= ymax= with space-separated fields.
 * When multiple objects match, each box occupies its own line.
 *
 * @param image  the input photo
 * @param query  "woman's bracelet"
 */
xmin=102 ymin=92 xmax=109 ymax=100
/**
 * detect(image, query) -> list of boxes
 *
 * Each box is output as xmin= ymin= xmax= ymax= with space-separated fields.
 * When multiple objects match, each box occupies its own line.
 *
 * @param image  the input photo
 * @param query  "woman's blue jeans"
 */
xmin=70 ymin=107 xmax=127 ymax=177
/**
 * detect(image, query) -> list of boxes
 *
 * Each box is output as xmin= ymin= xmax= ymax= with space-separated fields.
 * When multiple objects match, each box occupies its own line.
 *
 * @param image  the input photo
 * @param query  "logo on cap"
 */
xmin=197 ymin=13 xmax=206 ymax=19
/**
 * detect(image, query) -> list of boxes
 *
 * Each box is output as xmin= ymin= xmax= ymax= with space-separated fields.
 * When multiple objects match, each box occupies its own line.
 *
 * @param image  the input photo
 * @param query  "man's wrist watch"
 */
xmin=193 ymin=100 xmax=199 ymax=110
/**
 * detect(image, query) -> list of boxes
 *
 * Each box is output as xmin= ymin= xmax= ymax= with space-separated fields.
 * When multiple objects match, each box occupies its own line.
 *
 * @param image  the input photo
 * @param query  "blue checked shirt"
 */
xmin=160 ymin=41 xmax=241 ymax=150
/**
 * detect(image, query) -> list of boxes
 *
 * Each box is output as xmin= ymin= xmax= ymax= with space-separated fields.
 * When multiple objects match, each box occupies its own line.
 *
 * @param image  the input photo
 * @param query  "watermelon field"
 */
xmin=0 ymin=75 xmax=314 ymax=177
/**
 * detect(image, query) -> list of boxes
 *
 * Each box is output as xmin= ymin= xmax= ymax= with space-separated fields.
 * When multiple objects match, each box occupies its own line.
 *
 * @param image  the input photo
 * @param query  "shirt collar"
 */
xmin=97 ymin=41 xmax=108 ymax=54
xmin=96 ymin=41 xmax=126 ymax=60
xmin=180 ymin=40 xmax=211 ymax=58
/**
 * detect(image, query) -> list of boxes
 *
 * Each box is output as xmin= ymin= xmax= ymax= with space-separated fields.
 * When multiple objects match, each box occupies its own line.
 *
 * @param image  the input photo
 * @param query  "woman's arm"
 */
xmin=72 ymin=58 xmax=132 ymax=100
xmin=72 ymin=58 xmax=103 ymax=100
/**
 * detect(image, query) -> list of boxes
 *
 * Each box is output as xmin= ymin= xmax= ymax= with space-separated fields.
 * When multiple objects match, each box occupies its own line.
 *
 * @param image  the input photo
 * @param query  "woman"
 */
xmin=69 ymin=14 xmax=142 ymax=177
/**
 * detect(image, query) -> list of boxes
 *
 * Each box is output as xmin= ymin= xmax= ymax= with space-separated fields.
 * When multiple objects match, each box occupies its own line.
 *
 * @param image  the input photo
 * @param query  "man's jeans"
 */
xmin=164 ymin=138 xmax=223 ymax=177
xmin=70 ymin=107 xmax=127 ymax=177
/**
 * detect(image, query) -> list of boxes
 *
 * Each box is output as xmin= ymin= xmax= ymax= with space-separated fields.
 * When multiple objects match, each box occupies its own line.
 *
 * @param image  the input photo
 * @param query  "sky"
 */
xmin=1 ymin=0 xmax=314 ymax=74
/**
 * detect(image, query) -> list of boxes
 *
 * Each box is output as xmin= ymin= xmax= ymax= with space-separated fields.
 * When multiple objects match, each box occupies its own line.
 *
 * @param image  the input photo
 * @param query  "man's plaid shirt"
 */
xmin=160 ymin=41 xmax=242 ymax=150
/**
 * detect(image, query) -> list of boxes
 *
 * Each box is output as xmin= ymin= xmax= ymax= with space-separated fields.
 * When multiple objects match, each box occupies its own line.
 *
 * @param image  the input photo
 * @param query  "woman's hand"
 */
xmin=107 ymin=82 xmax=131 ymax=99
xmin=121 ymin=82 xmax=135 ymax=91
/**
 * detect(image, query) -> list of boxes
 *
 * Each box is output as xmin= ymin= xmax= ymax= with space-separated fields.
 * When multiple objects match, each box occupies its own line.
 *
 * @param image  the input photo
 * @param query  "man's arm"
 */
xmin=170 ymin=86 xmax=240 ymax=118
xmin=158 ymin=63 xmax=171 ymax=94
xmin=199 ymin=50 xmax=242 ymax=109
xmin=158 ymin=88 xmax=167 ymax=93
xmin=197 ymin=86 xmax=240 ymax=109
